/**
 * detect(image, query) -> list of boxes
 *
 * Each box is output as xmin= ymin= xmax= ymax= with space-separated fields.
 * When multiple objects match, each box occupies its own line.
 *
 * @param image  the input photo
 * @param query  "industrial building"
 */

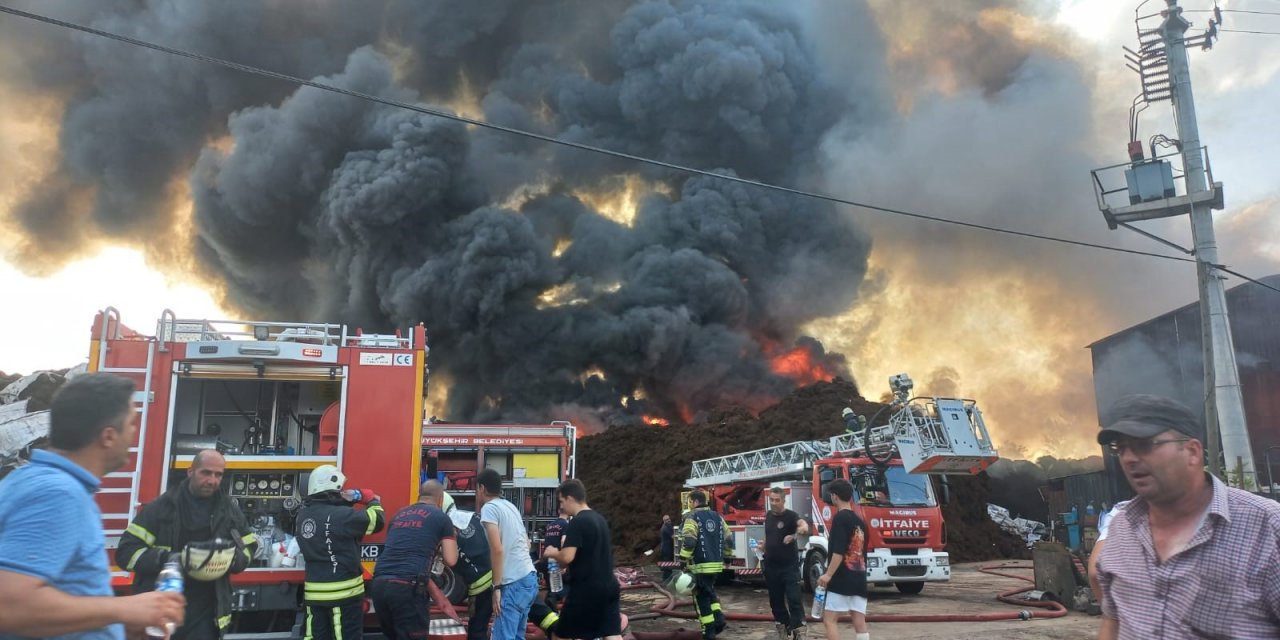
xmin=1088 ymin=274 xmax=1280 ymax=497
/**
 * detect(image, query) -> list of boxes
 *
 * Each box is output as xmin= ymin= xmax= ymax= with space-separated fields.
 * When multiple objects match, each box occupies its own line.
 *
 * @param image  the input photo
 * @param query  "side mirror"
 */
xmin=938 ymin=476 xmax=951 ymax=506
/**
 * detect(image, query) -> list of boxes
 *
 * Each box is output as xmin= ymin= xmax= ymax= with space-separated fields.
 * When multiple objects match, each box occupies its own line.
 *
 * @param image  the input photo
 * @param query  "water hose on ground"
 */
xmin=436 ymin=562 xmax=1067 ymax=638
xmin=646 ymin=562 xmax=1066 ymax=624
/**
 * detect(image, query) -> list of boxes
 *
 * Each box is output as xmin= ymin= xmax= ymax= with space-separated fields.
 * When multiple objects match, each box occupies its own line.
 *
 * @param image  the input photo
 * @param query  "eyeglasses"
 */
xmin=1107 ymin=437 xmax=1191 ymax=456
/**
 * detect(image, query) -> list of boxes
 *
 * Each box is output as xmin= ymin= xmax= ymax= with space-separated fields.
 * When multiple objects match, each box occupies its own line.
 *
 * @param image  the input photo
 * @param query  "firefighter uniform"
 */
xmin=681 ymin=506 xmax=732 ymax=639
xmin=116 ymin=479 xmax=258 ymax=639
xmin=448 ymin=508 xmax=559 ymax=640
xmin=295 ymin=492 xmax=385 ymax=640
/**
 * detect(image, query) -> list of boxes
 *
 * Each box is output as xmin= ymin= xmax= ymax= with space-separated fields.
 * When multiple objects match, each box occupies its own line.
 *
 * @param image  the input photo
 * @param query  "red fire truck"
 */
xmin=684 ymin=373 xmax=998 ymax=594
xmin=87 ymin=307 xmax=576 ymax=636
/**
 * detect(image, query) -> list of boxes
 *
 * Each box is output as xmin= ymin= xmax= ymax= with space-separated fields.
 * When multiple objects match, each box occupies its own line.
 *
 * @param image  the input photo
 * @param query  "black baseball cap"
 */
xmin=1097 ymin=394 xmax=1204 ymax=444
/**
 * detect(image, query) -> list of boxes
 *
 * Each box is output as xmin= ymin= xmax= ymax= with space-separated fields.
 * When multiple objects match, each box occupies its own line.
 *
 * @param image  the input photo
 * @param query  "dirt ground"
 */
xmin=620 ymin=562 xmax=1099 ymax=640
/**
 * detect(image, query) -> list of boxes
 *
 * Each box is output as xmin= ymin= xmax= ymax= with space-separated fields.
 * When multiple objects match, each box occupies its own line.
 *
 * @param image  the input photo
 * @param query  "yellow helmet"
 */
xmin=181 ymin=539 xmax=238 ymax=581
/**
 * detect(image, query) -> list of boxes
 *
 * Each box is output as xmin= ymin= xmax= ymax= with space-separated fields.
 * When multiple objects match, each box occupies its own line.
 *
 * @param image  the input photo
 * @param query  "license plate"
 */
xmin=898 ymin=558 xmax=922 ymax=566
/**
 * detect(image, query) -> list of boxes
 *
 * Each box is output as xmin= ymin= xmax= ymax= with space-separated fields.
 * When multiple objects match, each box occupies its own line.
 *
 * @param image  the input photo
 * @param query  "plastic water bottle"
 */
xmin=548 ymin=559 xmax=563 ymax=593
xmin=810 ymin=586 xmax=827 ymax=619
xmin=750 ymin=537 xmax=763 ymax=563
xmin=145 ymin=559 xmax=184 ymax=639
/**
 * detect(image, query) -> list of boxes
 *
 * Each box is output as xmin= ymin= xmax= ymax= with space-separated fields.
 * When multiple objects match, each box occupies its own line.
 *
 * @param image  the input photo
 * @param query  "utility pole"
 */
xmin=1092 ymin=1 xmax=1255 ymax=487
xmin=1160 ymin=0 xmax=1254 ymax=487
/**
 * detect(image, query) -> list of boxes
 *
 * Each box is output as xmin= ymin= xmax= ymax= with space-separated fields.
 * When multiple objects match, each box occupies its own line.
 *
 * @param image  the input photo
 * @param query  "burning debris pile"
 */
xmin=577 ymin=378 xmax=1028 ymax=563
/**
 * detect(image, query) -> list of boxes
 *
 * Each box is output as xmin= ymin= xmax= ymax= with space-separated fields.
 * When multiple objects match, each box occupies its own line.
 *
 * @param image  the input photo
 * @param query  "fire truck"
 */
xmin=87 ymin=307 xmax=577 ymax=636
xmin=684 ymin=373 xmax=998 ymax=595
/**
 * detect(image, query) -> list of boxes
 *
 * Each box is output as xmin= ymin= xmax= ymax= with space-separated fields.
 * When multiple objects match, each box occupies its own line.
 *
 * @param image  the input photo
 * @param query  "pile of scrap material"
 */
xmin=577 ymin=378 xmax=1030 ymax=564
xmin=987 ymin=503 xmax=1048 ymax=548
xmin=0 ymin=367 xmax=80 ymax=481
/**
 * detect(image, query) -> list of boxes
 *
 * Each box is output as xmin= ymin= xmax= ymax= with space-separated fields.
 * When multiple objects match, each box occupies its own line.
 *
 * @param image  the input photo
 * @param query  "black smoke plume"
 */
xmin=2 ymin=0 xmax=874 ymax=425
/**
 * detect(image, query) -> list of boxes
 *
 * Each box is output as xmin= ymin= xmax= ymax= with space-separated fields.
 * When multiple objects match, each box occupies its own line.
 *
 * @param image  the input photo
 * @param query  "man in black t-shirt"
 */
xmin=370 ymin=480 xmax=458 ymax=640
xmin=542 ymin=479 xmax=622 ymax=640
xmin=816 ymin=479 xmax=869 ymax=640
xmin=760 ymin=487 xmax=810 ymax=640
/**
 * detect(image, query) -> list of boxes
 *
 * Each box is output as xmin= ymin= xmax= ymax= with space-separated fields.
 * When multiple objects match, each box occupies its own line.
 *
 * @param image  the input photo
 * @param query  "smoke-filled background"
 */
xmin=1 ymin=0 xmax=1278 ymax=456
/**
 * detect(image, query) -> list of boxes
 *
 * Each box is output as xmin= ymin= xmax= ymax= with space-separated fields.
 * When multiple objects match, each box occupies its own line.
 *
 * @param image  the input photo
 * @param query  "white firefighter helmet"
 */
xmin=673 ymin=572 xmax=694 ymax=596
xmin=442 ymin=491 xmax=455 ymax=513
xmin=308 ymin=464 xmax=346 ymax=496
xmin=181 ymin=539 xmax=238 ymax=581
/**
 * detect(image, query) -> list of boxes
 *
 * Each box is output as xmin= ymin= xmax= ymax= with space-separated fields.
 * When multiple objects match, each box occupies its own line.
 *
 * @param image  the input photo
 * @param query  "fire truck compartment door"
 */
xmin=174 ymin=362 xmax=346 ymax=381
xmin=512 ymin=453 xmax=559 ymax=480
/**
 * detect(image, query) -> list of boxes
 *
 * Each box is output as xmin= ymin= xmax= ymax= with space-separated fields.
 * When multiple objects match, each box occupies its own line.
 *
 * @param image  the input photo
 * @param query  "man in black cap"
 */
xmin=1094 ymin=394 xmax=1280 ymax=640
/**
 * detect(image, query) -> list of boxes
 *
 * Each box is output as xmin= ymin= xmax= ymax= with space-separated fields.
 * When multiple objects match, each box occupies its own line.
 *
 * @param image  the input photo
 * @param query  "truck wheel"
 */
xmin=432 ymin=565 xmax=468 ymax=605
xmin=895 ymin=581 xmax=925 ymax=595
xmin=803 ymin=550 xmax=827 ymax=593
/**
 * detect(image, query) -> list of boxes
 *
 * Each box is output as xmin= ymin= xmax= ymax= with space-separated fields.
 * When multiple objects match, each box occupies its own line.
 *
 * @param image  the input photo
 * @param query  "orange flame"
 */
xmin=767 ymin=344 xmax=836 ymax=386
xmin=643 ymin=415 xmax=670 ymax=427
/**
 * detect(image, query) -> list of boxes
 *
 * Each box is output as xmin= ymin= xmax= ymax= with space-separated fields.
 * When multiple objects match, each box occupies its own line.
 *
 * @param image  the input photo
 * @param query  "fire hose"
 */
xmin=431 ymin=561 xmax=1066 ymax=639
xmin=643 ymin=561 xmax=1066 ymax=624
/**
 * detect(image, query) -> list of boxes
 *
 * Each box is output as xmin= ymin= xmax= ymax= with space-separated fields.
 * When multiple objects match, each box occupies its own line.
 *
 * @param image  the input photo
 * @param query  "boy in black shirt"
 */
xmin=816 ymin=479 xmax=869 ymax=640
xmin=542 ymin=479 xmax=622 ymax=640
xmin=761 ymin=487 xmax=810 ymax=640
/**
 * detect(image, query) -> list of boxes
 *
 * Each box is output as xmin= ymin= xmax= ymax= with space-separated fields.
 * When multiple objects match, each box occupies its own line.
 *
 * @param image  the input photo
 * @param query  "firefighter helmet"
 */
xmin=673 ymin=572 xmax=694 ymax=596
xmin=308 ymin=464 xmax=346 ymax=496
xmin=181 ymin=538 xmax=238 ymax=581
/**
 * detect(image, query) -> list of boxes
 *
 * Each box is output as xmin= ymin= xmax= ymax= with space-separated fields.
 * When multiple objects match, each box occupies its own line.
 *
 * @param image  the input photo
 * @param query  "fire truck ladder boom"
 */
xmin=687 ymin=440 xmax=830 ymax=487
xmin=828 ymin=423 xmax=899 ymax=460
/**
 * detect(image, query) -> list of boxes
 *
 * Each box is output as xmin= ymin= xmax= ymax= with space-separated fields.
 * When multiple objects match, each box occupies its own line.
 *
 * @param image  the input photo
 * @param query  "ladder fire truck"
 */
xmin=87 ymin=307 xmax=577 ymax=637
xmin=684 ymin=373 xmax=998 ymax=594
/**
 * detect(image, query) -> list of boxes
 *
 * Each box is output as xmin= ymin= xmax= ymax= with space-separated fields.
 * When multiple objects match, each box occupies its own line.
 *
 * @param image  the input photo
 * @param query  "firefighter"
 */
xmin=116 ymin=449 xmax=257 ymax=640
xmin=680 ymin=489 xmax=732 ymax=640
xmin=444 ymin=492 xmax=560 ymax=640
xmin=295 ymin=464 xmax=385 ymax=640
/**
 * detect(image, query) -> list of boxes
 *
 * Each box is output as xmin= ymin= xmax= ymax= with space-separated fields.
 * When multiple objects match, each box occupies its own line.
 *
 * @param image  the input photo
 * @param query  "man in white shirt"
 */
xmin=477 ymin=468 xmax=537 ymax=640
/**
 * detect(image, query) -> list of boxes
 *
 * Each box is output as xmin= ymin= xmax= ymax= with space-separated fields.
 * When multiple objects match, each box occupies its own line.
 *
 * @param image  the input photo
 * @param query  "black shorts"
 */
xmin=554 ymin=586 xmax=622 ymax=639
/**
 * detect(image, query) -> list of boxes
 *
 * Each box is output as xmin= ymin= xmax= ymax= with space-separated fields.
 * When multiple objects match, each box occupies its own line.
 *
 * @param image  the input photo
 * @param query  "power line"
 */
xmin=1216 ymin=267 xmax=1280 ymax=294
xmin=1186 ymin=8 xmax=1280 ymax=15
xmin=1220 ymin=27 xmax=1280 ymax=34
xmin=0 ymin=2 xmax=1266 ymax=283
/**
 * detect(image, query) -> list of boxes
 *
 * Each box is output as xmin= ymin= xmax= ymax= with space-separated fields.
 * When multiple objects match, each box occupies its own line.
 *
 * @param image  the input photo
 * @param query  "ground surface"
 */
xmin=621 ymin=562 xmax=1099 ymax=640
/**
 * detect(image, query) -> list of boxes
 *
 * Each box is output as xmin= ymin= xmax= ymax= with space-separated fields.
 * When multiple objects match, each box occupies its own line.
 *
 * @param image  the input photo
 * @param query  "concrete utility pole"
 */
xmin=1161 ymin=0 xmax=1255 ymax=486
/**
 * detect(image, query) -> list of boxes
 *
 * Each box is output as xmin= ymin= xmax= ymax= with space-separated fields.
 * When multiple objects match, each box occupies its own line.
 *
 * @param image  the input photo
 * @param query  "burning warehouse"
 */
xmin=1088 ymin=274 xmax=1280 ymax=495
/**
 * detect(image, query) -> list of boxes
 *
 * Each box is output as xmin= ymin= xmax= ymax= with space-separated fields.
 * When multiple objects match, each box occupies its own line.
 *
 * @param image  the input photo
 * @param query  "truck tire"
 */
xmin=895 ymin=581 xmax=925 ymax=595
xmin=432 ymin=565 xmax=469 ymax=605
xmin=803 ymin=550 xmax=827 ymax=594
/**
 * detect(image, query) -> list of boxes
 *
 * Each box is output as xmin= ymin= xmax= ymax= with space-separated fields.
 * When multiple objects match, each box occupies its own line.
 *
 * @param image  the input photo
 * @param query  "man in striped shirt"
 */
xmin=1096 ymin=394 xmax=1280 ymax=639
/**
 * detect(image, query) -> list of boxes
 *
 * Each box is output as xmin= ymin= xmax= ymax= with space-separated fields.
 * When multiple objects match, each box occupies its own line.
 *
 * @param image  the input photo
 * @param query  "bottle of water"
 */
xmin=810 ymin=586 xmax=827 ymax=620
xmin=750 ymin=537 xmax=763 ymax=564
xmin=145 ymin=558 xmax=184 ymax=639
xmin=548 ymin=559 xmax=563 ymax=593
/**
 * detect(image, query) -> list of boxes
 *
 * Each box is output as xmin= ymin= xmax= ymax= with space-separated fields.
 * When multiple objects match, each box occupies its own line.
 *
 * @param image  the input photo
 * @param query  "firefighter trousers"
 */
xmin=302 ymin=600 xmax=364 ymax=640
xmin=692 ymin=573 xmax=725 ymax=638
xmin=370 ymin=577 xmax=431 ymax=640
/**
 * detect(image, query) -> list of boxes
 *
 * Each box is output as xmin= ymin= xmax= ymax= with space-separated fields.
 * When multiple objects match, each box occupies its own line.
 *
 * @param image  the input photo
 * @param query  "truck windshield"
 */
xmin=884 ymin=466 xmax=935 ymax=507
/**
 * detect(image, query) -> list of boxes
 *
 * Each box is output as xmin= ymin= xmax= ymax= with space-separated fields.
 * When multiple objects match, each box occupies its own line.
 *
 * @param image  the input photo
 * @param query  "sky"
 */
xmin=0 ymin=0 xmax=1276 ymax=459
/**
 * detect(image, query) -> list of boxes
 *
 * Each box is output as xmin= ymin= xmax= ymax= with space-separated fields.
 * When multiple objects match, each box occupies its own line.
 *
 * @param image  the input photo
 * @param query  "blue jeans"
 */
xmin=491 ymin=571 xmax=537 ymax=640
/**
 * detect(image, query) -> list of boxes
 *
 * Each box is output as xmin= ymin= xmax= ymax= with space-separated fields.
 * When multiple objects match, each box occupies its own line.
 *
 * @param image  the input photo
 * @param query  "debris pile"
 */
xmin=986 ymin=503 xmax=1048 ymax=548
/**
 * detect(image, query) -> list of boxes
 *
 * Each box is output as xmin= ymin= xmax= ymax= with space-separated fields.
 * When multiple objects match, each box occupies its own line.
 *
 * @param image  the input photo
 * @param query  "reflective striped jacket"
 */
xmin=680 ymin=507 xmax=733 ymax=574
xmin=295 ymin=494 xmax=386 ymax=604
xmin=115 ymin=480 xmax=258 ymax=636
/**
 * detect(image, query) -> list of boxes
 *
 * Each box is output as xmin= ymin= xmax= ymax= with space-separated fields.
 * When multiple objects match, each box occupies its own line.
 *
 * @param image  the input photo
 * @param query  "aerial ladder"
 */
xmin=688 ymin=373 xmax=999 ymax=488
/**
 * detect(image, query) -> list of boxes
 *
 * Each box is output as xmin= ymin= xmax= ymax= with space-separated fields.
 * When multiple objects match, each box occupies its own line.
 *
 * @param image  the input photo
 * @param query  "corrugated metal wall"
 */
xmin=1089 ymin=275 xmax=1280 ymax=478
